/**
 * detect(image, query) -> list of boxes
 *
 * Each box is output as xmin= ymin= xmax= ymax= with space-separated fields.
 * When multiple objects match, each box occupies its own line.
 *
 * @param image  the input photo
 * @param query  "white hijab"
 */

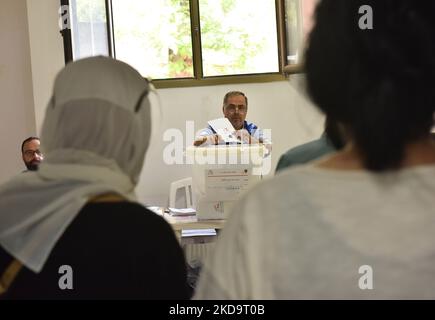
xmin=0 ymin=56 xmax=151 ymax=273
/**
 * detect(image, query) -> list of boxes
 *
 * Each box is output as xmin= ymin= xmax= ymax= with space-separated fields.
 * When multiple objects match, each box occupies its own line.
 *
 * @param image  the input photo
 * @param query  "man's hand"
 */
xmin=233 ymin=129 xmax=272 ymax=156
xmin=193 ymin=135 xmax=222 ymax=146
xmin=234 ymin=129 xmax=260 ymax=144
xmin=194 ymin=136 xmax=207 ymax=146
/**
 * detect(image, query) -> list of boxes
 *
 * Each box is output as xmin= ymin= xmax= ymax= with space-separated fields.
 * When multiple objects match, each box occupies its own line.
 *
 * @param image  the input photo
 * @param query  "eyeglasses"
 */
xmin=23 ymin=150 xmax=43 ymax=157
xmin=225 ymin=104 xmax=247 ymax=114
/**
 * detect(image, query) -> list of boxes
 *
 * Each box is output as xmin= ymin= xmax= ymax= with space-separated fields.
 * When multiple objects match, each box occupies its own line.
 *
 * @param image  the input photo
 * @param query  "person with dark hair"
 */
xmin=194 ymin=91 xmax=269 ymax=146
xmin=275 ymin=116 xmax=345 ymax=173
xmin=0 ymin=57 xmax=190 ymax=299
xmin=195 ymin=0 xmax=435 ymax=299
xmin=21 ymin=137 xmax=43 ymax=171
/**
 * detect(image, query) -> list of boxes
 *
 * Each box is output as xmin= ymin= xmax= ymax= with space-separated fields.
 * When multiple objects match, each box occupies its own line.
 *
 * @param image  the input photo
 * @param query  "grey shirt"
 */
xmin=195 ymin=164 xmax=435 ymax=299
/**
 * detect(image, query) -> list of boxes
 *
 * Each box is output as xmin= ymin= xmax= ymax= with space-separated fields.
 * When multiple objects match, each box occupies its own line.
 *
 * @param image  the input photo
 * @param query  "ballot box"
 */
xmin=185 ymin=145 xmax=268 ymax=220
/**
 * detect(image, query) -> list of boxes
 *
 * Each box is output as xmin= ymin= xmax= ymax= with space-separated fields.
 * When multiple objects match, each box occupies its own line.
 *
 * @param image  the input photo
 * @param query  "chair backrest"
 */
xmin=169 ymin=177 xmax=195 ymax=209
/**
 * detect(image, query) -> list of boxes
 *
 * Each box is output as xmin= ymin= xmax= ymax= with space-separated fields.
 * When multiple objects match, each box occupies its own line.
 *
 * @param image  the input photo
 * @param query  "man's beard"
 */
xmin=230 ymin=118 xmax=243 ymax=130
xmin=25 ymin=161 xmax=40 ymax=171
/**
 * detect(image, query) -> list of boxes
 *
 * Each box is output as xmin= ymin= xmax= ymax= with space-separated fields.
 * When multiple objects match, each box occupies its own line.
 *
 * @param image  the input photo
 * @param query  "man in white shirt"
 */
xmin=194 ymin=91 xmax=268 ymax=147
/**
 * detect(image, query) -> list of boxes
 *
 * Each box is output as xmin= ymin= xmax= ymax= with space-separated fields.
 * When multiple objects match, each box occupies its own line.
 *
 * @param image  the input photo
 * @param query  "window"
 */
xmin=111 ymin=0 xmax=194 ymax=80
xmin=69 ymin=0 xmax=109 ymax=59
xmin=282 ymin=0 xmax=318 ymax=74
xmin=198 ymin=0 xmax=280 ymax=77
xmin=61 ymin=0 xmax=302 ymax=87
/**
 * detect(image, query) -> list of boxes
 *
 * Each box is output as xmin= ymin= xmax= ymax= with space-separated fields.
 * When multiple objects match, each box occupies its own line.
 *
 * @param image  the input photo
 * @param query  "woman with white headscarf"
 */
xmin=0 ymin=56 xmax=190 ymax=299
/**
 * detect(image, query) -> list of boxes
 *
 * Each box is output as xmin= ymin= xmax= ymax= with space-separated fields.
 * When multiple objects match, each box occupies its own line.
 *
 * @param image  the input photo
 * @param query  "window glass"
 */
xmin=199 ymin=0 xmax=279 ymax=77
xmin=112 ymin=0 xmax=194 ymax=79
xmin=284 ymin=0 xmax=317 ymax=65
xmin=70 ymin=0 xmax=109 ymax=60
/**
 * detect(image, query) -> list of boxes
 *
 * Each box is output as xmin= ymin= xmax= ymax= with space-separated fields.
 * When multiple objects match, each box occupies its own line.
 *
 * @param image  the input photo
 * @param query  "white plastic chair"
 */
xmin=169 ymin=177 xmax=196 ymax=209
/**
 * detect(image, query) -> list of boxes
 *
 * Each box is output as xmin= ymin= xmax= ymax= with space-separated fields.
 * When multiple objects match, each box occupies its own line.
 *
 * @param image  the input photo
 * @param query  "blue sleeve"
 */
xmin=197 ymin=126 xmax=215 ymax=137
xmin=251 ymin=127 xmax=271 ymax=145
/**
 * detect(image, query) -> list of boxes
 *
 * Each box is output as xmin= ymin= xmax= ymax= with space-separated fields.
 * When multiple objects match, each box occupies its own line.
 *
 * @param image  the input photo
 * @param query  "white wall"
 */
xmin=0 ymin=0 xmax=36 ymax=184
xmin=0 ymin=1 xmax=324 ymax=203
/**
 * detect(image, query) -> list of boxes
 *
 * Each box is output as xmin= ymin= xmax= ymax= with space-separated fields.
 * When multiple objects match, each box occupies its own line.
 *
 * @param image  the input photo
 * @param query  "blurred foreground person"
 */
xmin=195 ymin=0 xmax=435 ymax=299
xmin=0 ymin=57 xmax=190 ymax=299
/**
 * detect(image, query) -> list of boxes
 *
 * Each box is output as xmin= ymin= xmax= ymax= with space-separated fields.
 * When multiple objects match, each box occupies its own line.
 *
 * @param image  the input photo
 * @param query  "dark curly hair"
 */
xmin=305 ymin=0 xmax=435 ymax=171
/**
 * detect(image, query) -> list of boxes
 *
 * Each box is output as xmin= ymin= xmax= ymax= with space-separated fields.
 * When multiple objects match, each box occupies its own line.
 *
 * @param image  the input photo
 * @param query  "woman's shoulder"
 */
xmin=82 ymin=200 xmax=159 ymax=216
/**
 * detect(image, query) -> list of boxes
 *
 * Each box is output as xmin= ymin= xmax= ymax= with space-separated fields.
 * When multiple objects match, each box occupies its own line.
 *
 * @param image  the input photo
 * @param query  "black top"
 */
xmin=0 ymin=202 xmax=191 ymax=300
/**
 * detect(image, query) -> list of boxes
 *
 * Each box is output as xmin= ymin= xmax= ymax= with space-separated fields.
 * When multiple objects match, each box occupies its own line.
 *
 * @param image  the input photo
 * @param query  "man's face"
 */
xmin=222 ymin=95 xmax=247 ymax=130
xmin=22 ymin=139 xmax=43 ymax=171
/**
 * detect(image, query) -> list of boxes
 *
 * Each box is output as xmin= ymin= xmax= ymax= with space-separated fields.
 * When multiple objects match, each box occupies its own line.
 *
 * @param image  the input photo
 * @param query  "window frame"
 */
xmin=282 ymin=0 xmax=320 ymax=75
xmin=61 ymin=0 xmax=290 ymax=88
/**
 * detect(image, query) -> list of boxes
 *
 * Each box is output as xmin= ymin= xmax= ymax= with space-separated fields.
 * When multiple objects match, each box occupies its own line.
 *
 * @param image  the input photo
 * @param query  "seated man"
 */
xmin=21 ymin=136 xmax=44 ymax=172
xmin=194 ymin=91 xmax=269 ymax=147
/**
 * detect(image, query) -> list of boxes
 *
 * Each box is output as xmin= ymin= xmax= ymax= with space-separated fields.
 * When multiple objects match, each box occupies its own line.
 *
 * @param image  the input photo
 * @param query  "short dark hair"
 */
xmin=305 ymin=0 xmax=435 ymax=171
xmin=324 ymin=117 xmax=345 ymax=150
xmin=21 ymin=137 xmax=40 ymax=153
xmin=223 ymin=91 xmax=248 ymax=107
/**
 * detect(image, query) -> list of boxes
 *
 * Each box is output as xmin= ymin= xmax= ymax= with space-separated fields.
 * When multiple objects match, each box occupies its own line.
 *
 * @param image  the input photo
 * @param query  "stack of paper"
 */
xmin=181 ymin=229 xmax=217 ymax=237
xmin=164 ymin=214 xmax=197 ymax=224
xmin=167 ymin=207 xmax=196 ymax=216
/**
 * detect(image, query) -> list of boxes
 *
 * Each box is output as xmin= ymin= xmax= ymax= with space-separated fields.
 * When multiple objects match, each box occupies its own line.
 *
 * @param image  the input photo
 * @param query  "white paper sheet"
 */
xmin=146 ymin=206 xmax=163 ymax=216
xmin=205 ymin=168 xmax=250 ymax=201
xmin=207 ymin=118 xmax=241 ymax=144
